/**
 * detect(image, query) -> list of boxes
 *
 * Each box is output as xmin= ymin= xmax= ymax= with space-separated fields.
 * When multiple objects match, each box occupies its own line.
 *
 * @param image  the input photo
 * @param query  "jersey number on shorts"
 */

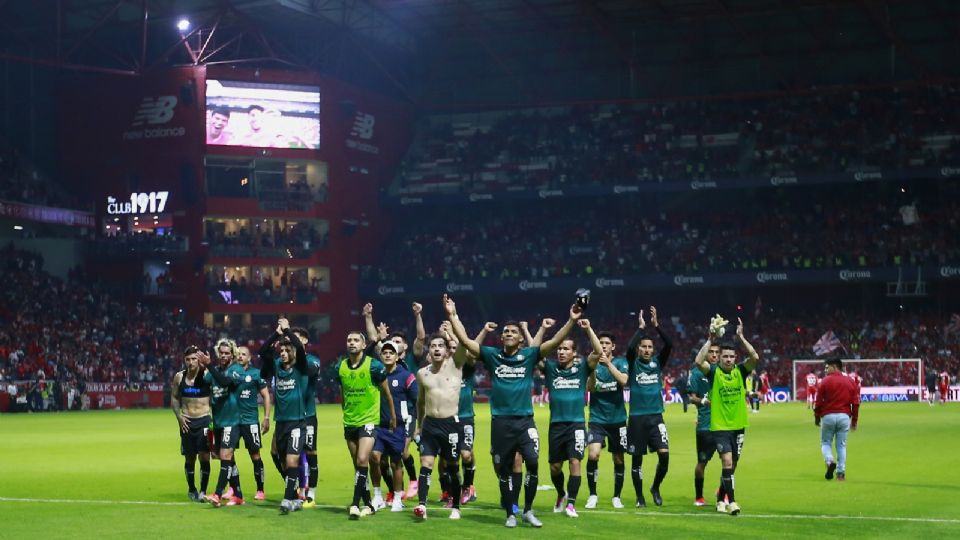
xmin=291 ymin=428 xmax=301 ymax=449
xmin=618 ymin=426 xmax=628 ymax=449
xmin=657 ymin=423 xmax=669 ymax=444
xmin=528 ymin=428 xmax=540 ymax=454
xmin=306 ymin=425 xmax=315 ymax=449
xmin=574 ymin=429 xmax=586 ymax=454
xmin=735 ymin=433 xmax=744 ymax=456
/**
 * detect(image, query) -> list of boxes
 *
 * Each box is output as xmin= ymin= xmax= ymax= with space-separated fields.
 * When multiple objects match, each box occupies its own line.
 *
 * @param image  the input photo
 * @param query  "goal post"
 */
xmin=791 ymin=358 xmax=923 ymax=402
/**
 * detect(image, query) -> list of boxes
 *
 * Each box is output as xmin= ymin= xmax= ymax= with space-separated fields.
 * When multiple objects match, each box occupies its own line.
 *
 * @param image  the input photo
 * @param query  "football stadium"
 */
xmin=0 ymin=1 xmax=958 ymax=538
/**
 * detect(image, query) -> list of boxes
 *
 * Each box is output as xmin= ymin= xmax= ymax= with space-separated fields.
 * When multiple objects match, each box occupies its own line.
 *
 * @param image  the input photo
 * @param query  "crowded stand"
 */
xmin=0 ymin=145 xmax=87 ymax=210
xmin=395 ymin=84 xmax=960 ymax=194
xmin=3 ymin=239 xmax=956 ymax=413
xmin=363 ymin=185 xmax=960 ymax=282
xmin=204 ymin=220 xmax=328 ymax=259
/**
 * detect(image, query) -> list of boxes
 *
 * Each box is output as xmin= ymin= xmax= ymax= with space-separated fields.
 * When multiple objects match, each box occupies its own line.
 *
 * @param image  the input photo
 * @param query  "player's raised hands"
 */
xmin=412 ymin=302 xmax=423 ymax=315
xmin=569 ymin=304 xmax=583 ymax=320
xmin=650 ymin=306 xmax=659 ymax=328
xmin=484 ymin=322 xmax=498 ymax=332
xmin=442 ymin=294 xmax=457 ymax=316
xmin=278 ymin=317 xmax=290 ymax=331
xmin=578 ymin=319 xmax=592 ymax=329
xmin=541 ymin=318 xmax=557 ymax=328
xmin=638 ymin=309 xmax=646 ymax=329
xmin=197 ymin=350 xmax=212 ymax=367
xmin=736 ymin=317 xmax=744 ymax=339
xmin=377 ymin=322 xmax=389 ymax=340
xmin=362 ymin=303 xmax=373 ymax=317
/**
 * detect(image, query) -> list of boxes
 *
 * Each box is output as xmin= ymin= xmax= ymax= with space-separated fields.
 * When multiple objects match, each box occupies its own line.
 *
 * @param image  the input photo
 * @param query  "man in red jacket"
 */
xmin=814 ymin=358 xmax=859 ymax=482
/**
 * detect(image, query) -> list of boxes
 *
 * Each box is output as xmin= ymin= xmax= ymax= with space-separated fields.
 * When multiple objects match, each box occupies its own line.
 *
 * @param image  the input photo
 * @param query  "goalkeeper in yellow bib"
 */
xmin=334 ymin=330 xmax=397 ymax=519
xmin=693 ymin=315 xmax=759 ymax=516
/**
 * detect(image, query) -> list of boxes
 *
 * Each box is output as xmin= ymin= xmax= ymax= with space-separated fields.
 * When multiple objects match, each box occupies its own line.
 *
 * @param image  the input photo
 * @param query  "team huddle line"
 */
xmin=171 ymin=294 xmax=859 ymax=526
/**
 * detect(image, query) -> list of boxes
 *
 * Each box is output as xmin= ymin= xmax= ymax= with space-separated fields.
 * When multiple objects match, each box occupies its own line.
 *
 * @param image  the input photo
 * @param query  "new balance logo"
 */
xmin=350 ymin=112 xmax=375 ymax=140
xmin=131 ymin=96 xmax=178 ymax=126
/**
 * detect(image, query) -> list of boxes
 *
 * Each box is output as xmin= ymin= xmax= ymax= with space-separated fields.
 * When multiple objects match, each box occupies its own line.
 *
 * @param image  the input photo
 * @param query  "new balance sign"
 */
xmin=123 ymin=95 xmax=185 ymax=141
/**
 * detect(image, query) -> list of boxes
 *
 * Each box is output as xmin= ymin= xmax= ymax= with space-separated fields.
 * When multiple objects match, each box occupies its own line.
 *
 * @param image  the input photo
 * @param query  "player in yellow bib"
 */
xmin=333 ymin=330 xmax=397 ymax=519
xmin=693 ymin=317 xmax=759 ymax=516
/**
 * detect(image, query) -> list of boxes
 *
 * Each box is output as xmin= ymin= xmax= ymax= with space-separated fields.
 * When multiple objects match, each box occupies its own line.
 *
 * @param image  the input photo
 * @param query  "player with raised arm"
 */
xmin=625 ymin=307 xmax=672 ymax=508
xmin=370 ymin=340 xmax=418 ymax=512
xmin=364 ymin=302 xmax=424 ymax=498
xmin=688 ymin=341 xmax=720 ymax=506
xmin=287 ymin=327 xmax=321 ymax=507
xmin=583 ymin=327 xmax=629 ymax=510
xmin=444 ymin=293 xmax=582 ymax=528
xmin=544 ymin=319 xmax=601 ymax=518
xmin=205 ymin=339 xmax=247 ymax=507
xmin=171 ymin=346 xmax=214 ymax=502
xmin=235 ymin=345 xmax=271 ymax=501
xmin=333 ymin=328 xmax=397 ymax=519
xmin=259 ymin=317 xmax=319 ymax=514
xmin=412 ymin=331 xmax=473 ymax=521
xmin=693 ymin=316 xmax=760 ymax=516
xmin=450 ymin=320 xmax=489 ymax=506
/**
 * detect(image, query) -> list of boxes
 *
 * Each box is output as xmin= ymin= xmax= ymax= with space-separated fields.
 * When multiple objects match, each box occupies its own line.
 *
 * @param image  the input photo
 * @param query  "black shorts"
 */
xmin=419 ymin=416 xmax=461 ymax=460
xmin=695 ymin=430 xmax=716 ymax=463
xmin=586 ymin=422 xmax=628 ymax=454
xmin=549 ymin=422 xmax=586 ymax=463
xmin=239 ymin=423 xmax=264 ymax=451
xmin=275 ymin=420 xmax=306 ymax=457
xmin=304 ymin=415 xmax=318 ymax=452
xmin=214 ymin=425 xmax=240 ymax=452
xmin=627 ymin=414 xmax=669 ymax=455
xmin=490 ymin=416 xmax=539 ymax=470
xmin=713 ymin=429 xmax=745 ymax=461
xmin=459 ymin=417 xmax=476 ymax=452
xmin=180 ymin=415 xmax=211 ymax=456
xmin=343 ymin=424 xmax=377 ymax=442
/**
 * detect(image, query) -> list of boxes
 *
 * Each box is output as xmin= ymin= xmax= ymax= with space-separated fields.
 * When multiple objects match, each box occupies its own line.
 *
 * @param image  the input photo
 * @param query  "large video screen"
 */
xmin=205 ymin=79 xmax=320 ymax=150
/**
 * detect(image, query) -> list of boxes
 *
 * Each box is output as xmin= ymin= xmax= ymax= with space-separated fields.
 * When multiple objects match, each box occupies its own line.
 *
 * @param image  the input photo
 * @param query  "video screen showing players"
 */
xmin=205 ymin=79 xmax=320 ymax=150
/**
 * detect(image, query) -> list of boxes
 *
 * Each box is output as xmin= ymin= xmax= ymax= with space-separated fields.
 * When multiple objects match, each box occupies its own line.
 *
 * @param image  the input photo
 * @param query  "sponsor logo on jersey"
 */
xmin=495 ymin=365 xmax=527 ymax=379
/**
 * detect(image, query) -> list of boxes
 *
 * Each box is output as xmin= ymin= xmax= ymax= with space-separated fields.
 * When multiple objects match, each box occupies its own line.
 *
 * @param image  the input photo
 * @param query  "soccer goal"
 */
xmin=791 ymin=358 xmax=922 ymax=402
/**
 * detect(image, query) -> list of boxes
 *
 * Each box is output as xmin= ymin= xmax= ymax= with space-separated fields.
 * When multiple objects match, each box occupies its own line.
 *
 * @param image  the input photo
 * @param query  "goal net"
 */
xmin=791 ymin=358 xmax=922 ymax=402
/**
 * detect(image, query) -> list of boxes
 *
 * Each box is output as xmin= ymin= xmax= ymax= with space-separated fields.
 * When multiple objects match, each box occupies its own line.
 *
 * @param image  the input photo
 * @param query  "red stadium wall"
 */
xmin=59 ymin=66 xmax=413 ymax=360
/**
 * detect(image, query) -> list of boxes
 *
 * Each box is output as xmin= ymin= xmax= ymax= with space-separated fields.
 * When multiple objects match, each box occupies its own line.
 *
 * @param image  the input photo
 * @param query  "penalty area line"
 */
xmin=0 ymin=497 xmax=957 ymax=524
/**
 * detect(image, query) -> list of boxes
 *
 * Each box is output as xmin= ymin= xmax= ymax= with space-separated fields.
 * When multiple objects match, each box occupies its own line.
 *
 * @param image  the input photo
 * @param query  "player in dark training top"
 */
xmin=625 ymin=306 xmax=672 ymax=508
xmin=687 ymin=341 xmax=720 ymax=506
xmin=204 ymin=339 xmax=247 ymax=507
xmin=290 ymin=327 xmax=321 ymax=507
xmin=258 ymin=317 xmax=319 ymax=514
xmin=445 ymin=293 xmax=583 ymax=529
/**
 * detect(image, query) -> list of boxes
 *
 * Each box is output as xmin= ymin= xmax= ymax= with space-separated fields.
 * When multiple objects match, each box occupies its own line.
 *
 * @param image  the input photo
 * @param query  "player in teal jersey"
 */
xmin=204 ymin=339 xmax=247 ymax=507
xmin=542 ymin=318 xmax=602 ymax=518
xmin=258 ymin=317 xmax=318 ymax=514
xmin=445 ymin=293 xmax=583 ymax=529
xmin=583 ymin=326 xmax=629 ymax=510
xmin=363 ymin=302 xmax=425 ymax=499
xmin=235 ymin=345 xmax=271 ymax=501
xmin=693 ymin=317 xmax=759 ymax=516
xmin=333 ymin=329 xmax=396 ymax=519
xmin=290 ymin=327 xmax=322 ymax=507
xmin=625 ymin=306 xmax=672 ymax=508
xmin=687 ymin=342 xmax=719 ymax=506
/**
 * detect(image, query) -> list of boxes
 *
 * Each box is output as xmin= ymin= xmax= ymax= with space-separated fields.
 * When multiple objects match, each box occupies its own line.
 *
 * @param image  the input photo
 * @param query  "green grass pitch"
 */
xmin=1 ymin=402 xmax=958 ymax=539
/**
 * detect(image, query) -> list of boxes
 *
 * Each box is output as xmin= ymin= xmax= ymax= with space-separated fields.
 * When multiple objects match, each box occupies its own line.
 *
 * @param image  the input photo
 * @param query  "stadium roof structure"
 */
xmin=1 ymin=0 xmax=958 ymax=108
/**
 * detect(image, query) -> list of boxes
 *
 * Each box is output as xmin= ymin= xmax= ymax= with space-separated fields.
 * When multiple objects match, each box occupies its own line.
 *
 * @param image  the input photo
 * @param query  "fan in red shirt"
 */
xmin=814 ymin=358 xmax=859 ymax=482
xmin=759 ymin=371 xmax=772 ymax=403
xmin=805 ymin=372 xmax=819 ymax=409
xmin=939 ymin=371 xmax=951 ymax=404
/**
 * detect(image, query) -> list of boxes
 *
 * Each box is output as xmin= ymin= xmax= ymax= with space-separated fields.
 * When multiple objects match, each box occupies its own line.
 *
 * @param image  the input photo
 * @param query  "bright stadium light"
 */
xmin=176 ymin=18 xmax=191 ymax=32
